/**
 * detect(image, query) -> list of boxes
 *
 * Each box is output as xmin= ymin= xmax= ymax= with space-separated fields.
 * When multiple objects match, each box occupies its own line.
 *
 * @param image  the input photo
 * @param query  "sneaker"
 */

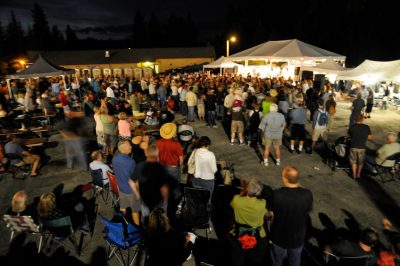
xmin=263 ymin=161 xmax=268 ymax=166
xmin=239 ymin=141 xmax=245 ymax=146
xmin=213 ymin=125 xmax=218 ymax=128
xmin=289 ymin=149 xmax=294 ymax=153
xmin=230 ymin=141 xmax=234 ymax=145
xmin=276 ymin=161 xmax=280 ymax=166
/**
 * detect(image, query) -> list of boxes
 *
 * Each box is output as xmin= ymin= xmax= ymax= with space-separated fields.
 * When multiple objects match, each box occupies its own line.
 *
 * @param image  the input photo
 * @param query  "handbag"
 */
xmin=187 ymin=149 xmax=197 ymax=175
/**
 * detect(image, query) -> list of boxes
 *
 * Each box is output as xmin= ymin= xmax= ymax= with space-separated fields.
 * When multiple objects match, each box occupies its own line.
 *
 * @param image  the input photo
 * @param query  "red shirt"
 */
xmin=156 ymin=139 xmax=183 ymax=166
xmin=59 ymin=93 xmax=68 ymax=106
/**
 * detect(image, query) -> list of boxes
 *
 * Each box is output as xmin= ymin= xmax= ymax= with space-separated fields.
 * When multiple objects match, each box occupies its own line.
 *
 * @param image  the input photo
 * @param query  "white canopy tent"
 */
xmin=203 ymin=56 xmax=241 ymax=73
xmin=229 ymin=39 xmax=345 ymax=78
xmin=336 ymin=59 xmax=400 ymax=83
xmin=5 ymin=55 xmax=75 ymax=98
xmin=301 ymin=58 xmax=346 ymax=74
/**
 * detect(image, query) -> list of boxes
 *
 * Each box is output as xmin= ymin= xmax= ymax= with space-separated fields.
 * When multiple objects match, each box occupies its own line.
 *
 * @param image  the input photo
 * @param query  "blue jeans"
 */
xmin=270 ymin=242 xmax=303 ymax=266
xmin=191 ymin=178 xmax=215 ymax=199
xmin=188 ymin=106 xmax=195 ymax=121
xmin=180 ymin=101 xmax=188 ymax=115
xmin=207 ymin=111 xmax=216 ymax=126
xmin=216 ymin=105 xmax=224 ymax=118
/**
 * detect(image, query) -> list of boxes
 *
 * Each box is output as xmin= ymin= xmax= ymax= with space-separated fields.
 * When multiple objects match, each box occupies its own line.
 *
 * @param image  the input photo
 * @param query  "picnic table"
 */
xmin=0 ymin=126 xmax=49 ymax=138
xmin=20 ymin=137 xmax=47 ymax=147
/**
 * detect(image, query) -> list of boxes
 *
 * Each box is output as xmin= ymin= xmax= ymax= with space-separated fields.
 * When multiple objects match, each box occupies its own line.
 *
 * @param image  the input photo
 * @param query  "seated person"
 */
xmin=37 ymin=192 xmax=89 ymax=231
xmin=7 ymin=190 xmax=38 ymax=222
xmin=177 ymin=119 xmax=194 ymax=154
xmin=4 ymin=134 xmax=40 ymax=176
xmin=325 ymin=228 xmax=378 ymax=265
xmin=381 ymin=218 xmax=400 ymax=265
xmin=89 ymin=150 xmax=111 ymax=186
xmin=159 ymin=104 xmax=175 ymax=127
xmin=146 ymin=209 xmax=194 ymax=266
xmin=365 ymin=132 xmax=400 ymax=173
xmin=229 ymin=177 xmax=268 ymax=266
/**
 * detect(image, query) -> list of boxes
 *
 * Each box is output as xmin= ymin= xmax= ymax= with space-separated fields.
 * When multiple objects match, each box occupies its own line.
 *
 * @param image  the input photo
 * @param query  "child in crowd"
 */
xmin=118 ymin=112 xmax=131 ymax=140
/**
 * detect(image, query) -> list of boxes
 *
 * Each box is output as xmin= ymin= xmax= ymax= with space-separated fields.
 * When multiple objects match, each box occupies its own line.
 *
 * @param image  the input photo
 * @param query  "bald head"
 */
xmin=282 ymin=166 xmax=300 ymax=185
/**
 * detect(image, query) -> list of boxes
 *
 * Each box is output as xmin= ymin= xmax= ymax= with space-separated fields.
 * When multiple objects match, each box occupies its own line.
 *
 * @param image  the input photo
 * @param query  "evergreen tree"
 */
xmin=51 ymin=25 xmax=64 ymax=50
xmin=5 ymin=11 xmax=24 ymax=54
xmin=0 ymin=22 xmax=3 ymax=57
xmin=65 ymin=25 xmax=78 ymax=49
xmin=32 ymin=3 xmax=51 ymax=50
xmin=132 ymin=9 xmax=148 ymax=47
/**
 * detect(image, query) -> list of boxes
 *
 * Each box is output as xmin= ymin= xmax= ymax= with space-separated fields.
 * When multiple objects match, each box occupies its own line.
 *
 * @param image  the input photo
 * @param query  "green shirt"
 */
xmin=231 ymin=195 xmax=267 ymax=237
xmin=262 ymin=101 xmax=271 ymax=115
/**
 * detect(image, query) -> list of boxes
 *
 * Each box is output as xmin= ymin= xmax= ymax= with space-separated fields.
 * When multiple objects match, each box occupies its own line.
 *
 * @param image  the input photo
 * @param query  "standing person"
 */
xmin=99 ymin=106 xmax=117 ymax=155
xmin=348 ymin=115 xmax=373 ymax=180
xmin=191 ymin=136 xmax=217 ymax=196
xmin=247 ymin=104 xmax=262 ymax=147
xmin=325 ymin=95 xmax=336 ymax=132
xmin=185 ymin=87 xmax=197 ymax=122
xmin=259 ymin=103 xmax=286 ymax=166
xmin=289 ymin=101 xmax=307 ymax=153
xmin=365 ymin=88 xmax=374 ymax=118
xmin=112 ymin=141 xmax=140 ymax=225
xmin=206 ymin=89 xmax=218 ymax=128
xmin=310 ymin=100 xmax=328 ymax=154
xmin=224 ymin=88 xmax=235 ymax=122
xmin=93 ymin=106 xmax=105 ymax=148
xmin=216 ymin=86 xmax=226 ymax=120
xmin=270 ymin=167 xmax=313 ymax=266
xmin=179 ymin=85 xmax=188 ymax=116
xmin=157 ymin=123 xmax=184 ymax=183
xmin=117 ymin=112 xmax=131 ymax=140
xmin=197 ymin=93 xmax=205 ymax=121
xmin=229 ymin=92 xmax=245 ymax=145
xmin=349 ymin=93 xmax=365 ymax=127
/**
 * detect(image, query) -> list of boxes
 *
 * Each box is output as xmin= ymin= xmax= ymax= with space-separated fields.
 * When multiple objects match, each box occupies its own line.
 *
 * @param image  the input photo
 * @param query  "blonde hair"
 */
xmin=118 ymin=112 xmax=127 ymax=120
xmin=11 ymin=190 xmax=28 ymax=213
xmin=37 ymin=192 xmax=57 ymax=218
xmin=269 ymin=103 xmax=278 ymax=112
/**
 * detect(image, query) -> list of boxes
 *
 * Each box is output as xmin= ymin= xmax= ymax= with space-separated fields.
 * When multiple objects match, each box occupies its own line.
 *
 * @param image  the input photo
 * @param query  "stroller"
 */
xmin=327 ymin=136 xmax=351 ymax=171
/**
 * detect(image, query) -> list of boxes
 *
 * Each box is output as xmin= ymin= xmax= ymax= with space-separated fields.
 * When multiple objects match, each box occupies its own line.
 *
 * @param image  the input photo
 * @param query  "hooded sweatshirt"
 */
xmin=193 ymin=148 xmax=217 ymax=180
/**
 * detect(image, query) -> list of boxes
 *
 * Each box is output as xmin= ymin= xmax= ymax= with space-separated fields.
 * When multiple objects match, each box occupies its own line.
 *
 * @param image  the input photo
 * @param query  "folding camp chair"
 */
xmin=323 ymin=251 xmax=374 ymax=266
xmin=376 ymin=152 xmax=400 ymax=183
xmin=181 ymin=187 xmax=213 ymax=239
xmin=6 ymin=153 xmax=31 ymax=179
xmin=99 ymin=213 xmax=141 ymax=266
xmin=90 ymin=168 xmax=109 ymax=203
xmin=40 ymin=216 xmax=82 ymax=255
xmin=3 ymin=214 xmax=44 ymax=253
xmin=107 ymin=171 xmax=120 ymax=211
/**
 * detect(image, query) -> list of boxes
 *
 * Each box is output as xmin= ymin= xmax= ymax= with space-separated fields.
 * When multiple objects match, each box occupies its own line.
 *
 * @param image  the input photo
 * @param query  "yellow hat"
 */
xmin=159 ymin=122 xmax=177 ymax=140
xmin=269 ymin=89 xmax=278 ymax=97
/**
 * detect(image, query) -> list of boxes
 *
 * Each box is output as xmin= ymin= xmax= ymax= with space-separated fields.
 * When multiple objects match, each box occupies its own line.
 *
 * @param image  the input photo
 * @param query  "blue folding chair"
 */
xmin=99 ymin=214 xmax=141 ymax=266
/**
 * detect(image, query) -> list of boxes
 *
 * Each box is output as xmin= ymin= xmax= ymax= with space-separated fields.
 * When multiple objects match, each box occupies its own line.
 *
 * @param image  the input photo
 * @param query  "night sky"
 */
xmin=0 ymin=0 xmax=225 ymax=39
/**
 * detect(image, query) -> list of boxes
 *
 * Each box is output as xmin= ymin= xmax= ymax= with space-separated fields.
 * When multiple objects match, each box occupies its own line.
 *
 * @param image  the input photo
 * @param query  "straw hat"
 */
xmin=159 ymin=122 xmax=177 ymax=140
xmin=269 ymin=89 xmax=278 ymax=97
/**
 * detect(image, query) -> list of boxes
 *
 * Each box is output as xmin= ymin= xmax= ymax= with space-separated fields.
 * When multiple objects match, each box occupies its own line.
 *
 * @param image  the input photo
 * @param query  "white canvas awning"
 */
xmin=203 ymin=56 xmax=241 ymax=69
xmin=336 ymin=59 xmax=400 ymax=83
xmin=301 ymin=58 xmax=347 ymax=74
xmin=230 ymin=39 xmax=345 ymax=63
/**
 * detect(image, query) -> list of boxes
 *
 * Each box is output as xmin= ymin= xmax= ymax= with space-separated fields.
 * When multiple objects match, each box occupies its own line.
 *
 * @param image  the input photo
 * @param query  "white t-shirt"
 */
xmin=149 ymin=83 xmax=156 ymax=95
xmin=89 ymin=161 xmax=111 ymax=185
xmin=106 ymin=87 xmax=115 ymax=98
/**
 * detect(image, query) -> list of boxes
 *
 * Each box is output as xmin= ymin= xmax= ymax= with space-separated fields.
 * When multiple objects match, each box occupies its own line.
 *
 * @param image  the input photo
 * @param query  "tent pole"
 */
xmin=6 ymin=79 xmax=12 ymax=99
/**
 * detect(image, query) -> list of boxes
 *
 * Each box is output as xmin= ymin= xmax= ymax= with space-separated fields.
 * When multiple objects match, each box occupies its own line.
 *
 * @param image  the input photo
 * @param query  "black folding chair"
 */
xmin=376 ymin=152 xmax=400 ymax=183
xmin=323 ymin=251 xmax=374 ymax=266
xmin=181 ymin=187 xmax=212 ymax=239
xmin=90 ymin=168 xmax=109 ymax=203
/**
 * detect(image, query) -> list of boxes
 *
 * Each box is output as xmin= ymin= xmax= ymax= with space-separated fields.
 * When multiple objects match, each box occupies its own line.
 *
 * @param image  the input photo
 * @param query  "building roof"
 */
xmin=27 ymin=47 xmax=216 ymax=65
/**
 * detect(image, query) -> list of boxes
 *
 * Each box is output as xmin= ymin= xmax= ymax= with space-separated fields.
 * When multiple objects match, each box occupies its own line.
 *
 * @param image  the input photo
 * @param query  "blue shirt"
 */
xmin=4 ymin=142 xmax=23 ymax=165
xmin=112 ymin=154 xmax=136 ymax=194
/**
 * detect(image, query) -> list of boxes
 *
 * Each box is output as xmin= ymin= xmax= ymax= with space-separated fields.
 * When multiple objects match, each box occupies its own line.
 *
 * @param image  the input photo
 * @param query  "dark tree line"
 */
xmin=211 ymin=0 xmax=400 ymax=66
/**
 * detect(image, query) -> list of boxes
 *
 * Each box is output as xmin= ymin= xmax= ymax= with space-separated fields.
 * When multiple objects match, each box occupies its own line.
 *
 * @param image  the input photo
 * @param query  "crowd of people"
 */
xmin=1 ymin=72 xmax=400 ymax=265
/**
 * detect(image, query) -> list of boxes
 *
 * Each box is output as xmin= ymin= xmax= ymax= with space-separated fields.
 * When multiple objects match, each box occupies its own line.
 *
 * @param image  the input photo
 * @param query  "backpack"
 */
xmin=250 ymin=110 xmax=261 ymax=128
xmin=377 ymin=251 xmax=396 ymax=266
xmin=317 ymin=111 xmax=328 ymax=126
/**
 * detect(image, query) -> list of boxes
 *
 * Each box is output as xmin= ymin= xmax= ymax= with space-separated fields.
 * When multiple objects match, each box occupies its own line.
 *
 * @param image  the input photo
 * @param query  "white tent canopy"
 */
xmin=203 ymin=56 xmax=241 ymax=69
xmin=301 ymin=58 xmax=347 ymax=74
xmin=230 ymin=39 xmax=345 ymax=64
xmin=336 ymin=59 xmax=400 ymax=83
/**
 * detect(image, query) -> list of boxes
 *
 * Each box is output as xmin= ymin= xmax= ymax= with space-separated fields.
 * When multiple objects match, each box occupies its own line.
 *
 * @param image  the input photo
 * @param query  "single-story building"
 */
xmin=27 ymin=47 xmax=215 ymax=79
